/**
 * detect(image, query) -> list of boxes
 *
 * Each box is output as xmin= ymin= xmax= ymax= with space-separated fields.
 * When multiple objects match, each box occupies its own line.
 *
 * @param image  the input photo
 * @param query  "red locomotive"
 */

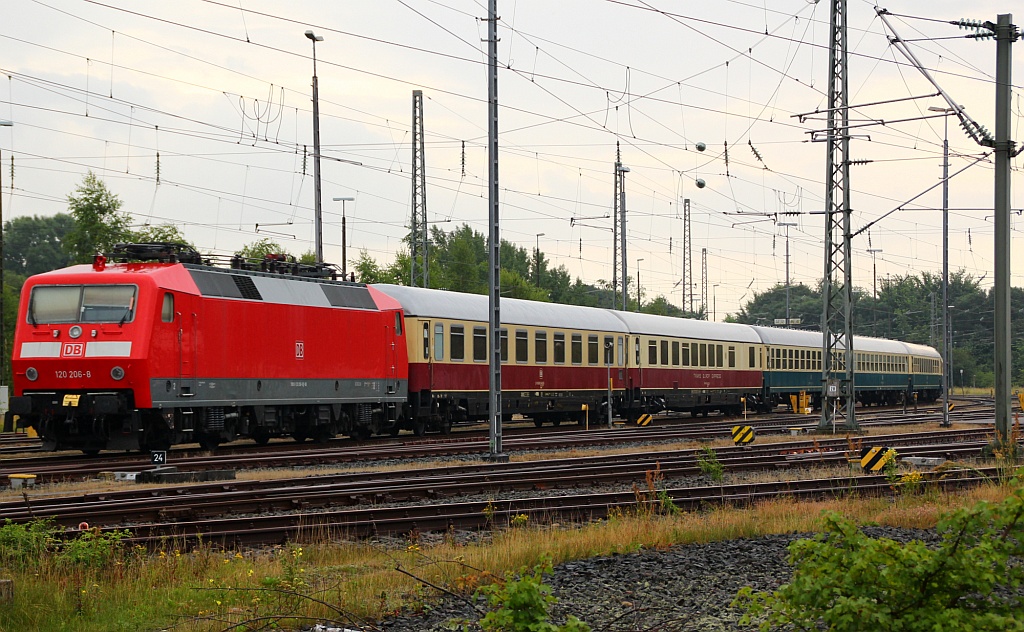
xmin=10 ymin=244 xmax=408 ymax=453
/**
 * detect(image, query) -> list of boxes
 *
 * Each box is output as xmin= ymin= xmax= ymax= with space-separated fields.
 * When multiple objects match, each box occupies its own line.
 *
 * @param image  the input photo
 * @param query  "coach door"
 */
xmin=385 ymin=313 xmax=399 ymax=394
xmin=177 ymin=303 xmax=197 ymax=398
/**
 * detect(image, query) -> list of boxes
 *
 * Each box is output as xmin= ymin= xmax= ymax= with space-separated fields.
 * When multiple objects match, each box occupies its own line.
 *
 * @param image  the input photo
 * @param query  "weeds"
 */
xmin=697 ymin=446 xmax=724 ymax=482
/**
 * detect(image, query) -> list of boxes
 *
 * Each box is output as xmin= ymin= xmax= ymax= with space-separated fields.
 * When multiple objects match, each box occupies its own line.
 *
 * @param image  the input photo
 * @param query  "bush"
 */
xmin=735 ymin=474 xmax=1024 ymax=631
xmin=0 ymin=519 xmax=60 ymax=571
xmin=472 ymin=559 xmax=590 ymax=632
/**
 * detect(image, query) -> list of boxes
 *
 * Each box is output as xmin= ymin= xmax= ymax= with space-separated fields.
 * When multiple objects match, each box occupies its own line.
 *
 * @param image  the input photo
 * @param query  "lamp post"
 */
xmin=929 ymin=105 xmax=956 ymax=427
xmin=712 ymin=284 xmax=720 ymax=322
xmin=778 ymin=222 xmax=797 ymax=327
xmin=332 ymin=196 xmax=355 ymax=279
xmin=0 ymin=120 xmax=11 ymax=390
xmin=305 ymin=30 xmax=325 ymax=265
xmin=635 ymin=258 xmax=644 ymax=312
xmin=534 ymin=232 xmax=545 ymax=286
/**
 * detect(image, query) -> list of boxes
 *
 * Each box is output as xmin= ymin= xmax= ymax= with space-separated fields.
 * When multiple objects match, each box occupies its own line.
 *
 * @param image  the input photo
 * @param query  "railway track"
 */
xmin=2 ymin=427 xmax=1004 ymax=545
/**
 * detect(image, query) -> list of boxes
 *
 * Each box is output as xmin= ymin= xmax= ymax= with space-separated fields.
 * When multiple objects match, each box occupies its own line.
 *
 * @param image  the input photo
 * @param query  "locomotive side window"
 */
xmin=473 ymin=327 xmax=487 ymax=362
xmin=161 ymin=293 xmax=174 ymax=322
xmin=29 ymin=284 xmax=137 ymax=324
xmin=515 ymin=330 xmax=528 ymax=363
xmin=553 ymin=332 xmax=565 ymax=364
xmin=450 ymin=325 xmax=465 ymax=361
xmin=535 ymin=331 xmax=547 ymax=364
xmin=588 ymin=335 xmax=599 ymax=365
xmin=395 ymin=312 xmax=403 ymax=336
xmin=571 ymin=334 xmax=583 ymax=365
xmin=434 ymin=323 xmax=444 ymax=361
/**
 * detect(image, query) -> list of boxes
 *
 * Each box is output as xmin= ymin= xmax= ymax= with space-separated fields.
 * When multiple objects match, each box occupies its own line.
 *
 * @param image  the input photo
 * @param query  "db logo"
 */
xmin=61 ymin=343 xmax=85 ymax=357
xmin=295 ymin=341 xmax=305 ymax=359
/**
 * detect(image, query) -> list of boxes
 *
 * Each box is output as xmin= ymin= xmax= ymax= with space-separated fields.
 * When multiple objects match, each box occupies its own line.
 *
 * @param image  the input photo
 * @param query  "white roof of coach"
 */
xmin=611 ymin=311 xmax=761 ymax=343
xmin=371 ymin=284 xmax=629 ymax=333
xmin=902 ymin=341 xmax=942 ymax=359
xmin=749 ymin=325 xmax=821 ymax=347
xmin=749 ymin=325 xmax=931 ymax=355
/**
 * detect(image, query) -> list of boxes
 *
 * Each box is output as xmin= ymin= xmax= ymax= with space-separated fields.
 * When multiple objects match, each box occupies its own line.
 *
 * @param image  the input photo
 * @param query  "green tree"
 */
xmin=3 ymin=214 xmax=75 ymax=276
xmin=235 ymin=238 xmax=289 ymax=261
xmin=130 ymin=223 xmax=194 ymax=248
xmin=63 ymin=171 xmax=133 ymax=263
xmin=354 ymin=250 xmax=405 ymax=284
xmin=736 ymin=480 xmax=1024 ymax=631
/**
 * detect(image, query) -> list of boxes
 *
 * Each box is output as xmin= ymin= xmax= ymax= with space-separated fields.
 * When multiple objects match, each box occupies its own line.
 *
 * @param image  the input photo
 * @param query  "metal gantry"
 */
xmin=411 ymin=90 xmax=429 ymax=288
xmin=818 ymin=0 xmax=858 ymax=431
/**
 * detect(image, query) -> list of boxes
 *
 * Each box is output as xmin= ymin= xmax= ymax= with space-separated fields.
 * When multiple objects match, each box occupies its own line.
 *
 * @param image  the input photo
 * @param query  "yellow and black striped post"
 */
xmin=731 ymin=425 xmax=755 ymax=445
xmin=636 ymin=413 xmax=653 ymax=427
xmin=860 ymin=446 xmax=896 ymax=472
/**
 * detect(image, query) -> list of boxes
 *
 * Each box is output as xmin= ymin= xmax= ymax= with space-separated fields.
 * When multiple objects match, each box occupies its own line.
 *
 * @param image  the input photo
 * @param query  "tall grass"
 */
xmin=0 ymin=478 xmax=1015 ymax=631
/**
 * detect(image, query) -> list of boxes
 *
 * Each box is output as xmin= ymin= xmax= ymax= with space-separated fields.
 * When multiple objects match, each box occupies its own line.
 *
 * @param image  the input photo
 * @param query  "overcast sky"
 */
xmin=1 ymin=0 xmax=1021 ymax=321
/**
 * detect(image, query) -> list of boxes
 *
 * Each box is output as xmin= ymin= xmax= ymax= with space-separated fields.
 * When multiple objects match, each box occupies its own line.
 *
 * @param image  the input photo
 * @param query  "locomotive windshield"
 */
xmin=28 ymin=284 xmax=137 ymax=324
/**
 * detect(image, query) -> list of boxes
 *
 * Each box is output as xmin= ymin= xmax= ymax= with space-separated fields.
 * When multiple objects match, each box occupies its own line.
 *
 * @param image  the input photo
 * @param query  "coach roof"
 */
xmin=372 ymin=284 xmax=629 ymax=332
xmin=612 ymin=311 xmax=761 ymax=343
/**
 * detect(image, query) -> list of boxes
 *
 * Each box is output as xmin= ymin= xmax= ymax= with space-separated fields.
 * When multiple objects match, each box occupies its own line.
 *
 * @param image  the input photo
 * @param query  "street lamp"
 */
xmin=0 ymin=120 xmax=12 ymax=390
xmin=305 ymin=29 xmax=325 ymax=265
xmin=332 ymin=196 xmax=355 ymax=279
xmin=534 ymin=233 xmax=545 ymax=286
xmin=867 ymin=248 xmax=883 ymax=300
xmin=778 ymin=222 xmax=797 ymax=327
xmin=635 ymin=258 xmax=644 ymax=312
xmin=929 ymin=105 xmax=956 ymax=427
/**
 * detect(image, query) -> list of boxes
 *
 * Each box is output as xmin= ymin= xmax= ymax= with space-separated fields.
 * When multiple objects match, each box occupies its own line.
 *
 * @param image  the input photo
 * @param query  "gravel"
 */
xmin=368 ymin=526 xmax=940 ymax=631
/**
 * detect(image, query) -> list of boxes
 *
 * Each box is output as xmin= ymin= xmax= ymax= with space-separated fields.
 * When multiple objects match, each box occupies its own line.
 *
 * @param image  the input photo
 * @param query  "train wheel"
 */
xmin=552 ymin=419 xmax=561 ymax=427
xmin=252 ymin=433 xmax=271 ymax=446
xmin=198 ymin=436 xmax=220 ymax=451
xmin=533 ymin=418 xmax=544 ymax=428
xmin=82 ymin=448 xmax=101 ymax=456
xmin=439 ymin=414 xmax=453 ymax=435
xmin=292 ymin=432 xmax=308 ymax=443
xmin=389 ymin=425 xmax=402 ymax=437
xmin=413 ymin=420 xmax=426 ymax=437
xmin=352 ymin=426 xmax=372 ymax=441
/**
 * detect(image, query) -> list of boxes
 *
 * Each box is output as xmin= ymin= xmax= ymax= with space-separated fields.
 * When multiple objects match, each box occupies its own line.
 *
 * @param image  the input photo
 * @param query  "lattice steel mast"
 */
xmin=411 ymin=90 xmax=428 ymax=287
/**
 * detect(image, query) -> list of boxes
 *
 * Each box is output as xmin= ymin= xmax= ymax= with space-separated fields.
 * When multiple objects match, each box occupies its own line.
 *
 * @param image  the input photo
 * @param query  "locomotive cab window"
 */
xmin=161 ymin=292 xmax=174 ymax=323
xmin=394 ymin=313 xmax=402 ymax=336
xmin=28 ymin=284 xmax=138 ymax=324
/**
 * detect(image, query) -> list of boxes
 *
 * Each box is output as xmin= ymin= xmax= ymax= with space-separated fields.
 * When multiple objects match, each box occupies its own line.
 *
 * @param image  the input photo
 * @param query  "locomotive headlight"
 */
xmin=69 ymin=325 xmax=83 ymax=339
xmin=111 ymin=366 xmax=125 ymax=381
xmin=25 ymin=367 xmax=38 ymax=381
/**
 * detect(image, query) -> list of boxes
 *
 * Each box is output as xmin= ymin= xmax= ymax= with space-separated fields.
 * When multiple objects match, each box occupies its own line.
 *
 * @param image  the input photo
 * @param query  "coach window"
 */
xmin=648 ymin=340 xmax=657 ymax=366
xmin=729 ymin=346 xmax=736 ymax=368
xmin=588 ymin=335 xmax=599 ymax=365
xmin=698 ymin=343 xmax=706 ymax=367
xmin=660 ymin=340 xmax=669 ymax=366
xmin=682 ymin=342 xmax=691 ymax=366
xmin=691 ymin=343 xmax=699 ymax=367
xmin=433 ymin=323 xmax=444 ymax=360
xmin=161 ymin=293 xmax=174 ymax=323
xmin=635 ymin=338 xmax=641 ymax=366
xmin=748 ymin=347 xmax=755 ymax=369
xmin=473 ymin=327 xmax=487 ymax=362
xmin=672 ymin=341 xmax=680 ymax=366
xmin=423 ymin=323 xmax=430 ymax=359
xmin=716 ymin=345 xmax=723 ymax=368
xmin=515 ymin=330 xmax=528 ymax=363
xmin=554 ymin=332 xmax=566 ymax=364
xmin=571 ymin=334 xmax=583 ymax=365
xmin=535 ymin=331 xmax=548 ymax=364
xmin=450 ymin=325 xmax=465 ymax=361
xmin=604 ymin=335 xmax=614 ymax=364
xmin=500 ymin=328 xmax=509 ymax=362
